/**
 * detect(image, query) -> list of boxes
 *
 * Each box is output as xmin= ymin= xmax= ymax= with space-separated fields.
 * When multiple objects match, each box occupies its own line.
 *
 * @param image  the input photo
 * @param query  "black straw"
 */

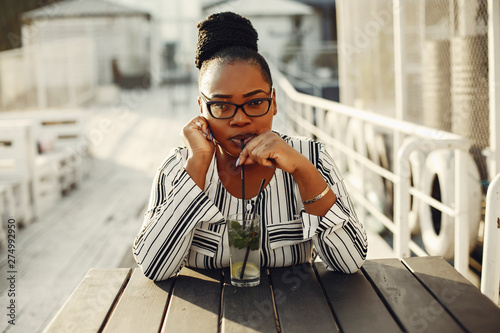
xmin=240 ymin=178 xmax=266 ymax=280
xmin=240 ymin=139 xmax=245 ymax=218
xmin=252 ymin=179 xmax=266 ymax=216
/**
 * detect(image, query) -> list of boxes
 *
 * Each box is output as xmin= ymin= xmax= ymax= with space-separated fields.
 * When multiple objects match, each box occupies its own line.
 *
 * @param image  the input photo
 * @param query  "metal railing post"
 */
xmin=454 ymin=149 xmax=470 ymax=275
xmin=394 ymin=139 xmax=415 ymax=258
xmin=481 ymin=172 xmax=500 ymax=303
xmin=488 ymin=0 xmax=500 ymax=178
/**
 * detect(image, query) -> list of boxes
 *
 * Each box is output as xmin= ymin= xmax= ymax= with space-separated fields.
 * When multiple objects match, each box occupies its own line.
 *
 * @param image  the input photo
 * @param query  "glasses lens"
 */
xmin=243 ymin=99 xmax=271 ymax=117
xmin=210 ymin=103 xmax=237 ymax=119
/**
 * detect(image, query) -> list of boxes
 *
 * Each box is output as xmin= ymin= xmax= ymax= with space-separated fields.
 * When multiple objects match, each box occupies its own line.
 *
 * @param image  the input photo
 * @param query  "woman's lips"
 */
xmin=230 ymin=134 xmax=256 ymax=147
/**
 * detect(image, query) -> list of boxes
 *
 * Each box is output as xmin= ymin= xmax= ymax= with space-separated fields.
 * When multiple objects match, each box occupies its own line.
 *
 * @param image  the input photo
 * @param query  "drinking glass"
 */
xmin=227 ymin=213 xmax=261 ymax=287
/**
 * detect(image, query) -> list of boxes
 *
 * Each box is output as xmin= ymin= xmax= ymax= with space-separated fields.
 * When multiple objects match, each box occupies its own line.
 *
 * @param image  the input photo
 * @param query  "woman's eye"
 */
xmin=247 ymin=100 xmax=263 ymax=107
xmin=212 ymin=103 xmax=228 ymax=110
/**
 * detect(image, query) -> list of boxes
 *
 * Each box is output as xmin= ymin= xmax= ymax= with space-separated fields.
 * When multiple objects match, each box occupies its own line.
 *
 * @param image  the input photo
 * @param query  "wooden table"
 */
xmin=43 ymin=257 xmax=500 ymax=333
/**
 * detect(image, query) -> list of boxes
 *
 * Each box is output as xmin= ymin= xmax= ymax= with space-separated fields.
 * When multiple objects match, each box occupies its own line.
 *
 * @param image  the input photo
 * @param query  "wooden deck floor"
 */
xmin=0 ymin=84 xmax=199 ymax=333
xmin=0 ymin=83 xmax=401 ymax=333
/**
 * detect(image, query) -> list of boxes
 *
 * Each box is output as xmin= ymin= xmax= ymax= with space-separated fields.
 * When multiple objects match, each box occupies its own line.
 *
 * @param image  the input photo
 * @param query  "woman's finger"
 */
xmin=192 ymin=118 xmax=212 ymax=141
xmin=238 ymin=133 xmax=268 ymax=165
xmin=238 ymin=137 xmax=276 ymax=167
xmin=249 ymin=142 xmax=273 ymax=166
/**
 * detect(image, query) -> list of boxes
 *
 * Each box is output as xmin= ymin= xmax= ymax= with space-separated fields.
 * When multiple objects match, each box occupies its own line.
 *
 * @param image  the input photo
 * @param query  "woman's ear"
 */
xmin=198 ymin=96 xmax=204 ymax=115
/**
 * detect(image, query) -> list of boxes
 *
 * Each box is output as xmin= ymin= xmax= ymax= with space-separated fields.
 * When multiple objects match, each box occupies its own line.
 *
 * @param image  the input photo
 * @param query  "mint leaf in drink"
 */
xmin=228 ymin=221 xmax=260 ymax=250
xmin=230 ymin=221 xmax=242 ymax=231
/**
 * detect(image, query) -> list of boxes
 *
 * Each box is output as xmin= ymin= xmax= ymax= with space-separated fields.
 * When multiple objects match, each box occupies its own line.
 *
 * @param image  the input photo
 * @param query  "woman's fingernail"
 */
xmin=267 ymin=166 xmax=275 ymax=169
xmin=209 ymin=133 xmax=213 ymax=140
xmin=235 ymin=157 xmax=240 ymax=167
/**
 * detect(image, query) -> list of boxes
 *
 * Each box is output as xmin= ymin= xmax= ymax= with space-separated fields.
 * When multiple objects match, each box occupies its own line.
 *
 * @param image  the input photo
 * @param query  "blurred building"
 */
xmin=292 ymin=0 xmax=337 ymax=42
xmin=21 ymin=0 xmax=156 ymax=87
xmin=203 ymin=0 xmax=341 ymax=100
xmin=106 ymin=0 xmax=339 ymax=98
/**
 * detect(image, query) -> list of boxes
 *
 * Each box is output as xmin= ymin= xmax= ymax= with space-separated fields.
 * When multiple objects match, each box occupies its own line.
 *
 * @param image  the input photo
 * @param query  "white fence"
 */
xmin=0 ymin=37 xmax=96 ymax=111
xmin=272 ymin=66 xmax=474 ymax=276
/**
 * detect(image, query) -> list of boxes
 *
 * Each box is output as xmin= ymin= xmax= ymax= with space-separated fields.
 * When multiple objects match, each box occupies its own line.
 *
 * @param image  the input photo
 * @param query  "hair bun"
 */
xmin=195 ymin=12 xmax=258 ymax=69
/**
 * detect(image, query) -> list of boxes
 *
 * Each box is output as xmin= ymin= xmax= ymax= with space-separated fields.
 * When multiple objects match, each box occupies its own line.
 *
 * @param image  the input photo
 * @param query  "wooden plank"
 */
xmin=102 ymin=268 xmax=173 ymax=333
xmin=43 ymin=268 xmax=131 ymax=333
xmin=161 ymin=267 xmax=222 ymax=333
xmin=314 ymin=262 xmax=402 ymax=333
xmin=221 ymin=267 xmax=277 ymax=333
xmin=269 ymin=263 xmax=339 ymax=333
xmin=403 ymin=256 xmax=500 ymax=333
xmin=362 ymin=259 xmax=465 ymax=333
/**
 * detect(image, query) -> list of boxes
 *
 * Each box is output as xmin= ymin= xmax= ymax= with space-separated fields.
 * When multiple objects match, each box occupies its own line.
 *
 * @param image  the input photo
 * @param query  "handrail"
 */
xmin=276 ymin=76 xmax=468 ymax=145
xmin=271 ymin=65 xmax=472 ymax=275
xmin=481 ymin=172 xmax=500 ymax=303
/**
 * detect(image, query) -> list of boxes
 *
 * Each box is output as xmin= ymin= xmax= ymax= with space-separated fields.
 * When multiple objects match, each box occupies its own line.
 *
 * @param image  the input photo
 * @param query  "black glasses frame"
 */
xmin=199 ymin=91 xmax=273 ymax=119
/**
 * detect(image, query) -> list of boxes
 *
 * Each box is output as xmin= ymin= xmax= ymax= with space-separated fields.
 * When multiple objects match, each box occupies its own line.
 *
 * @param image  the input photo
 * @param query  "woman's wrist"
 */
xmin=303 ymin=186 xmax=330 ymax=205
xmin=290 ymin=157 xmax=317 ymax=181
xmin=291 ymin=159 xmax=336 ymax=215
xmin=184 ymin=154 xmax=212 ymax=189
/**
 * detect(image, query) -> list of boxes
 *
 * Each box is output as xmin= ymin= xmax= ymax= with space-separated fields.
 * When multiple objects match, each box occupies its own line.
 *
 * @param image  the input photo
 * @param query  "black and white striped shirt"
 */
xmin=133 ymin=133 xmax=368 ymax=281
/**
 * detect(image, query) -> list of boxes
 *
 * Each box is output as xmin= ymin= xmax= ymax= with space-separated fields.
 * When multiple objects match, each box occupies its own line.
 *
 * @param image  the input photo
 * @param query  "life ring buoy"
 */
xmin=345 ymin=119 xmax=387 ymax=184
xmin=408 ymin=151 xmax=425 ymax=235
xmin=344 ymin=119 xmax=389 ymax=232
xmin=344 ymin=172 xmax=386 ymax=233
xmin=323 ymin=111 xmax=348 ymax=173
xmin=365 ymin=125 xmax=391 ymax=217
xmin=407 ymin=141 xmax=426 ymax=235
xmin=345 ymin=118 xmax=364 ymax=176
xmin=419 ymin=150 xmax=481 ymax=259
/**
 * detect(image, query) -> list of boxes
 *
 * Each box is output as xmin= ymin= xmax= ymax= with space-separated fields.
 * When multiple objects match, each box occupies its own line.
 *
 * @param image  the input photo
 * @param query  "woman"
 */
xmin=133 ymin=12 xmax=367 ymax=281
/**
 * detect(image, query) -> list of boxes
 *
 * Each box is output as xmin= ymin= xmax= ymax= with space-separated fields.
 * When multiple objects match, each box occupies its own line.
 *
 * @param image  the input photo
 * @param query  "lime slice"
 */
xmin=231 ymin=262 xmax=260 ymax=278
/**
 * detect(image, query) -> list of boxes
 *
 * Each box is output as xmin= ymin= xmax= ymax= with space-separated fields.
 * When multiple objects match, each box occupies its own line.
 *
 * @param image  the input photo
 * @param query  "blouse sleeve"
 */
xmin=300 ymin=143 xmax=368 ymax=273
xmin=132 ymin=148 xmax=224 ymax=281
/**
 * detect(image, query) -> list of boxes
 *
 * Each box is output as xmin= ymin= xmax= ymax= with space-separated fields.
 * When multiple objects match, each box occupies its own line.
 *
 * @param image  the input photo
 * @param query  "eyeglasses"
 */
xmin=199 ymin=90 xmax=273 ymax=119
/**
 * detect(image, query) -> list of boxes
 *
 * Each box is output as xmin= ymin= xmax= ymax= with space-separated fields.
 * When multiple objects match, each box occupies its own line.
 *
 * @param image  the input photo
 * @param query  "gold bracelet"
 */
xmin=302 ymin=186 xmax=330 ymax=205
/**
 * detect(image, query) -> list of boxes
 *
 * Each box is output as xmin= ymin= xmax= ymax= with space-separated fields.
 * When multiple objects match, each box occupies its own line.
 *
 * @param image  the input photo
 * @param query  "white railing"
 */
xmin=481 ymin=172 xmax=500 ymax=303
xmin=272 ymin=67 xmax=473 ymax=276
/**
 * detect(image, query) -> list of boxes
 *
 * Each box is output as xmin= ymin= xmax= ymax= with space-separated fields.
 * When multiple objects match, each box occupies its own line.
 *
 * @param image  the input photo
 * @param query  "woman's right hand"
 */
xmin=182 ymin=116 xmax=215 ymax=161
xmin=182 ymin=116 xmax=215 ymax=189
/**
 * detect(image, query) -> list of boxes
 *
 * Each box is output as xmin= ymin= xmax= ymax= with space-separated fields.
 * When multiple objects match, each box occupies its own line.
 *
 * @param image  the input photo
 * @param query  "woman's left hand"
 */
xmin=237 ymin=131 xmax=310 ymax=174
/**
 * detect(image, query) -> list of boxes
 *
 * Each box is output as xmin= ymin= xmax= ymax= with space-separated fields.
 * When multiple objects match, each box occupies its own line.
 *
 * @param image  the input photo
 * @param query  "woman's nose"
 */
xmin=230 ymin=107 xmax=251 ymax=126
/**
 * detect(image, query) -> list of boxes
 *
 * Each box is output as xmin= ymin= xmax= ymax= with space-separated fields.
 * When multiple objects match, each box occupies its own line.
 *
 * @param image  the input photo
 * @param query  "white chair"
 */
xmin=481 ymin=172 xmax=500 ymax=304
xmin=33 ymin=110 xmax=89 ymax=190
xmin=0 ymin=110 xmax=90 ymax=195
xmin=0 ymin=121 xmax=35 ymax=224
xmin=0 ymin=177 xmax=21 ymax=219
xmin=0 ymin=120 xmax=60 ymax=220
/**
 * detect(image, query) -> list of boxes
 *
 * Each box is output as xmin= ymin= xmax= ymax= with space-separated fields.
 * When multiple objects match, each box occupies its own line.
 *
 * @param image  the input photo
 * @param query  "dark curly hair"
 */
xmin=195 ymin=12 xmax=272 ymax=87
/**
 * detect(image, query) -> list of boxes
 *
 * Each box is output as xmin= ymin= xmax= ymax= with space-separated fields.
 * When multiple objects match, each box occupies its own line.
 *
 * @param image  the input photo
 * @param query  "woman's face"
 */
xmin=198 ymin=60 xmax=276 ymax=158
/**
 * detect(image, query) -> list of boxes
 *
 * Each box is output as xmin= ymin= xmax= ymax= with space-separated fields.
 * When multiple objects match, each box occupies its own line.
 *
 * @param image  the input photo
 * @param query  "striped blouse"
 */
xmin=133 ymin=133 xmax=368 ymax=281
